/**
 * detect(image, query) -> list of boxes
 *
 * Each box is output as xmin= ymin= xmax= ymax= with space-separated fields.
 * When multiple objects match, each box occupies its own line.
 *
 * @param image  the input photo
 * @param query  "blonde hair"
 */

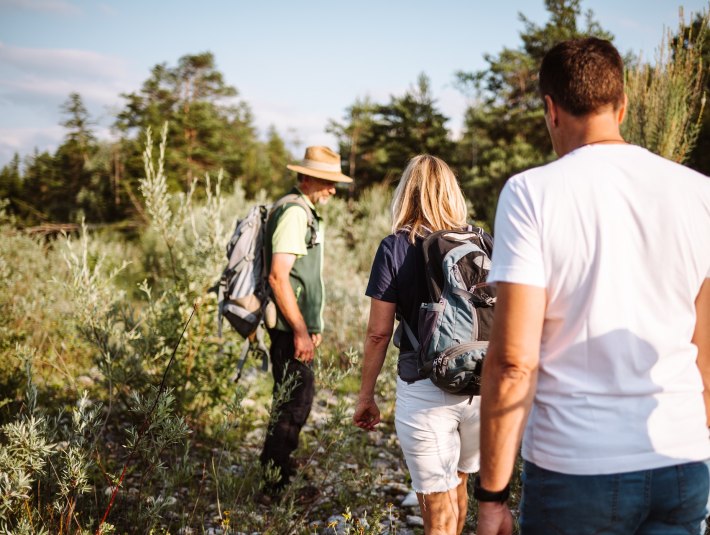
xmin=391 ymin=155 xmax=468 ymax=242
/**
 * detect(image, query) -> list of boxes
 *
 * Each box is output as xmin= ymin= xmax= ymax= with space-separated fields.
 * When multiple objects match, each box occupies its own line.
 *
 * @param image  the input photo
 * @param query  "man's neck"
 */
xmin=294 ymin=185 xmax=316 ymax=208
xmin=552 ymin=107 xmax=626 ymax=157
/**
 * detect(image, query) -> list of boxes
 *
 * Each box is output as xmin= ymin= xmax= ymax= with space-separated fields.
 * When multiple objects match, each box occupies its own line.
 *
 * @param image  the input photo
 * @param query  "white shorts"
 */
xmin=395 ymin=377 xmax=481 ymax=494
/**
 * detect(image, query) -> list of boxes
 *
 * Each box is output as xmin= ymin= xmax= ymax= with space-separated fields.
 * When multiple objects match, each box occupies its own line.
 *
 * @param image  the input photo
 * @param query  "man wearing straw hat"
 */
xmin=259 ymin=146 xmax=352 ymax=500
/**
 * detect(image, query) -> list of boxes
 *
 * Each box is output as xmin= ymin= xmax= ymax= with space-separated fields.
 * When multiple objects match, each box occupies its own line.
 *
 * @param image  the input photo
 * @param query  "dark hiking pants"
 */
xmin=259 ymin=328 xmax=315 ymax=489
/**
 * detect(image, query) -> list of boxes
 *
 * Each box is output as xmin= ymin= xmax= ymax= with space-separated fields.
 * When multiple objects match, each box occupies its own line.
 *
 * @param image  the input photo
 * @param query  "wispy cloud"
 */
xmin=0 ymin=43 xmax=139 ymax=122
xmin=97 ymin=2 xmax=118 ymax=16
xmin=0 ymin=42 xmax=131 ymax=81
xmin=0 ymin=125 xmax=64 ymax=165
xmin=1 ymin=76 xmax=126 ymax=105
xmin=0 ymin=0 xmax=81 ymax=16
xmin=0 ymin=43 xmax=141 ymax=164
xmin=248 ymin=98 xmax=336 ymax=152
xmin=613 ymin=16 xmax=643 ymax=31
xmin=0 ymin=124 xmax=118 ymax=167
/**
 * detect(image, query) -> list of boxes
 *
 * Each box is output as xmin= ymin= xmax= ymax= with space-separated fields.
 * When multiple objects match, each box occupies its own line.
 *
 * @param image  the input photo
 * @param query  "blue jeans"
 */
xmin=520 ymin=460 xmax=710 ymax=535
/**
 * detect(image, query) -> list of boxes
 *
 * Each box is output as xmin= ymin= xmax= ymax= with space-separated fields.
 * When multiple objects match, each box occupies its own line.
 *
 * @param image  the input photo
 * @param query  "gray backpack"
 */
xmin=400 ymin=227 xmax=495 ymax=397
xmin=216 ymin=193 xmax=315 ymax=380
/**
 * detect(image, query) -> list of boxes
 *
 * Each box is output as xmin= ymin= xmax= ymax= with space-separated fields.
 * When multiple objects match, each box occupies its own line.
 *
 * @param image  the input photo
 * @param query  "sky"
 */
xmin=0 ymin=0 xmax=708 ymax=168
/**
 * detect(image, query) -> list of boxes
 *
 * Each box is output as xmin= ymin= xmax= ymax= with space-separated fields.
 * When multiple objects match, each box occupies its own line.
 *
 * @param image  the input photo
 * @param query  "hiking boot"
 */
xmin=294 ymin=484 xmax=320 ymax=506
xmin=255 ymin=482 xmax=284 ymax=507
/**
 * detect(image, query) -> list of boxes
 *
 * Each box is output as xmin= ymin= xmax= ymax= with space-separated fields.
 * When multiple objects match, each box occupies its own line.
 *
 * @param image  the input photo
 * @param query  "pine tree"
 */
xmin=0 ymin=154 xmax=22 ymax=215
xmin=454 ymin=0 xmax=613 ymax=227
xmin=329 ymin=74 xmax=454 ymax=189
xmin=53 ymin=93 xmax=100 ymax=221
xmin=672 ymin=11 xmax=710 ymax=173
xmin=116 ymin=52 xmax=260 ymax=192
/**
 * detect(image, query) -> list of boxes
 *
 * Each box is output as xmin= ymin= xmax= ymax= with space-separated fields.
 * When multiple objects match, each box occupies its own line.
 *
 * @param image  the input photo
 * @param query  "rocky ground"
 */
xmin=101 ymin=366 xmax=491 ymax=534
xmin=174 ymin=382 xmax=432 ymax=534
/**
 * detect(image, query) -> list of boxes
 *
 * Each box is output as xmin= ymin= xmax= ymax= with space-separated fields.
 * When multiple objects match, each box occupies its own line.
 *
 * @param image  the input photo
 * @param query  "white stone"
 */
xmin=406 ymin=515 xmax=424 ymax=527
xmin=401 ymin=491 xmax=419 ymax=507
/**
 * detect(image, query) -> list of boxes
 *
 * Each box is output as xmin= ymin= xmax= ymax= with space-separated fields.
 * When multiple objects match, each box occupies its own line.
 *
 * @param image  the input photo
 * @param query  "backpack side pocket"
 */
xmin=397 ymin=350 xmax=422 ymax=383
xmin=418 ymin=301 xmax=444 ymax=377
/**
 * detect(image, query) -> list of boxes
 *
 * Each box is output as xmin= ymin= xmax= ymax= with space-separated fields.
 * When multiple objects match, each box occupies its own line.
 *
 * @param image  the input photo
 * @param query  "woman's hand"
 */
xmin=353 ymin=397 xmax=381 ymax=431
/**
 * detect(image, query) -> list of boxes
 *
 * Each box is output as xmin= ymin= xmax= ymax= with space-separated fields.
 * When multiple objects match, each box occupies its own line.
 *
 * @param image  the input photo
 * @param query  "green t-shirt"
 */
xmin=271 ymin=205 xmax=310 ymax=256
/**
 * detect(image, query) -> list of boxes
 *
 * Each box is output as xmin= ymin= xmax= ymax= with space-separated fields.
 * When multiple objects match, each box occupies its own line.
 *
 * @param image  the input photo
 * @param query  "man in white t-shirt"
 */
xmin=475 ymin=37 xmax=710 ymax=535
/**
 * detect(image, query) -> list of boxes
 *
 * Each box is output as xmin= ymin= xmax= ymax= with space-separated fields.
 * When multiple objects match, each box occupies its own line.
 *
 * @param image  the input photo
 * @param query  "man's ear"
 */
xmin=544 ymin=95 xmax=558 ymax=127
xmin=617 ymin=94 xmax=628 ymax=125
xmin=299 ymin=175 xmax=312 ymax=190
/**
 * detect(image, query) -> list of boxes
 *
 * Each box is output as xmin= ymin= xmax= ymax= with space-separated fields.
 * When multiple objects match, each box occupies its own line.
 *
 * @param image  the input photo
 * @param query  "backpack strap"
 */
xmin=392 ymin=233 xmax=426 ymax=353
xmin=231 ymin=325 xmax=270 ymax=383
xmin=269 ymin=193 xmax=318 ymax=249
xmin=471 ymin=225 xmax=494 ymax=257
xmin=396 ymin=315 xmax=420 ymax=352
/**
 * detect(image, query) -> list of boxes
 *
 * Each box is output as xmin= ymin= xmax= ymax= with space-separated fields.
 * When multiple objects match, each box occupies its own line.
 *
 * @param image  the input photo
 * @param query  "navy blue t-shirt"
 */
xmin=365 ymin=232 xmax=429 ymax=352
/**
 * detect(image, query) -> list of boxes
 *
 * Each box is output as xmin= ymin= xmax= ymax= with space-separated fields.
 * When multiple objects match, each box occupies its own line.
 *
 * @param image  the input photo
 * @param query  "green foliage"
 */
xmin=454 ymin=0 xmax=614 ymax=228
xmin=0 ymin=124 xmax=412 ymax=532
xmin=623 ymin=8 xmax=709 ymax=164
xmin=329 ymin=74 xmax=455 ymax=189
xmin=0 ymin=154 xmax=21 ymax=215
xmin=0 ymin=227 xmax=83 ymax=410
xmin=683 ymin=11 xmax=710 ymax=174
xmin=0 ymin=414 xmax=55 ymax=529
xmin=115 ymin=51 xmax=292 ymax=201
xmin=116 ymin=52 xmax=244 ymax=189
xmin=0 ymin=52 xmax=293 ymax=227
xmin=2 ymin=4 xmax=709 ymax=231
xmin=5 ymin=94 xmax=128 ymax=225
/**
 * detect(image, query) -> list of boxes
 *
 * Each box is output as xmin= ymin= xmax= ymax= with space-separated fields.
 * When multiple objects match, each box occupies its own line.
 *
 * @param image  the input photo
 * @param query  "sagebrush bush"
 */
xmin=623 ymin=8 xmax=709 ymax=163
xmin=0 ymin=225 xmax=89 ymax=416
xmin=0 ymin=125 xmax=411 ymax=533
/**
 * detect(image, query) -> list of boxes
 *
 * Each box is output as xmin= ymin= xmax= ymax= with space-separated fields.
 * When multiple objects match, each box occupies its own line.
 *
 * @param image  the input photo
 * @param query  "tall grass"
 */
xmin=0 ymin=126 xmax=409 ymax=533
xmin=623 ymin=7 xmax=709 ymax=163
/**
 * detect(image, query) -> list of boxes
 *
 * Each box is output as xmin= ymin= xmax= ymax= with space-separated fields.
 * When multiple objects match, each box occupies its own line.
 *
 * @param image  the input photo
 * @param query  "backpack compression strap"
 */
xmin=231 ymin=325 xmax=269 ymax=383
xmin=398 ymin=316 xmax=420 ymax=351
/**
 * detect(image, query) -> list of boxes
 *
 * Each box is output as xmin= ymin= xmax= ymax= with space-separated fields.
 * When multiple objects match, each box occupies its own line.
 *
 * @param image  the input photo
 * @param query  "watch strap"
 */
xmin=473 ymin=476 xmax=510 ymax=503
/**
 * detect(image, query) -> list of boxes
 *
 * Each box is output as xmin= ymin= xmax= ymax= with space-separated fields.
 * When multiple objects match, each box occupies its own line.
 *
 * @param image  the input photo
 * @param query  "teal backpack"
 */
xmin=400 ymin=227 xmax=495 ymax=397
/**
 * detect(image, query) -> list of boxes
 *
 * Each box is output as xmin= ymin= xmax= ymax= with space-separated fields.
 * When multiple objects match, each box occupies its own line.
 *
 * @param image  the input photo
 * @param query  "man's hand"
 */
xmin=353 ymin=396 xmax=380 ymax=431
xmin=294 ymin=329 xmax=315 ymax=363
xmin=476 ymin=501 xmax=514 ymax=535
xmin=311 ymin=333 xmax=322 ymax=348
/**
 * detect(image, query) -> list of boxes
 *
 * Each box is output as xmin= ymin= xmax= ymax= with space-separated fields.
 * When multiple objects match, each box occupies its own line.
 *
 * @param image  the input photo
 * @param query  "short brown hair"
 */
xmin=539 ymin=37 xmax=625 ymax=116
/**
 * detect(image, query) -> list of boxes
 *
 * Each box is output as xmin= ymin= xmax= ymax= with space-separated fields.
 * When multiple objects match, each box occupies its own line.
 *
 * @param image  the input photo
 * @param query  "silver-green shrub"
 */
xmin=623 ymin=8 xmax=709 ymax=163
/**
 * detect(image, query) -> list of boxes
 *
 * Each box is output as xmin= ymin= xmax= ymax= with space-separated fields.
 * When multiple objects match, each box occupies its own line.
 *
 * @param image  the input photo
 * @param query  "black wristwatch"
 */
xmin=473 ymin=476 xmax=510 ymax=503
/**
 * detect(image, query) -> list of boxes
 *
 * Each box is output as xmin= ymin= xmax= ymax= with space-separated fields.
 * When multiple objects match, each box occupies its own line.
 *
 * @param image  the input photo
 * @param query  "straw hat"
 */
xmin=287 ymin=146 xmax=353 ymax=183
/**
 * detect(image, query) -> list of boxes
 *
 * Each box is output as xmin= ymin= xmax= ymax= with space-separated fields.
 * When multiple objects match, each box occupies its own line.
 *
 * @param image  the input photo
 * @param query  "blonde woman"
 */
xmin=353 ymin=155 xmax=481 ymax=535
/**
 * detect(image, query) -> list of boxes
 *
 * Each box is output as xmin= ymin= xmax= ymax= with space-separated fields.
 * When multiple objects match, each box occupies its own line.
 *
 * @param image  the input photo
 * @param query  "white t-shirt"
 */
xmin=488 ymin=144 xmax=710 ymax=475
